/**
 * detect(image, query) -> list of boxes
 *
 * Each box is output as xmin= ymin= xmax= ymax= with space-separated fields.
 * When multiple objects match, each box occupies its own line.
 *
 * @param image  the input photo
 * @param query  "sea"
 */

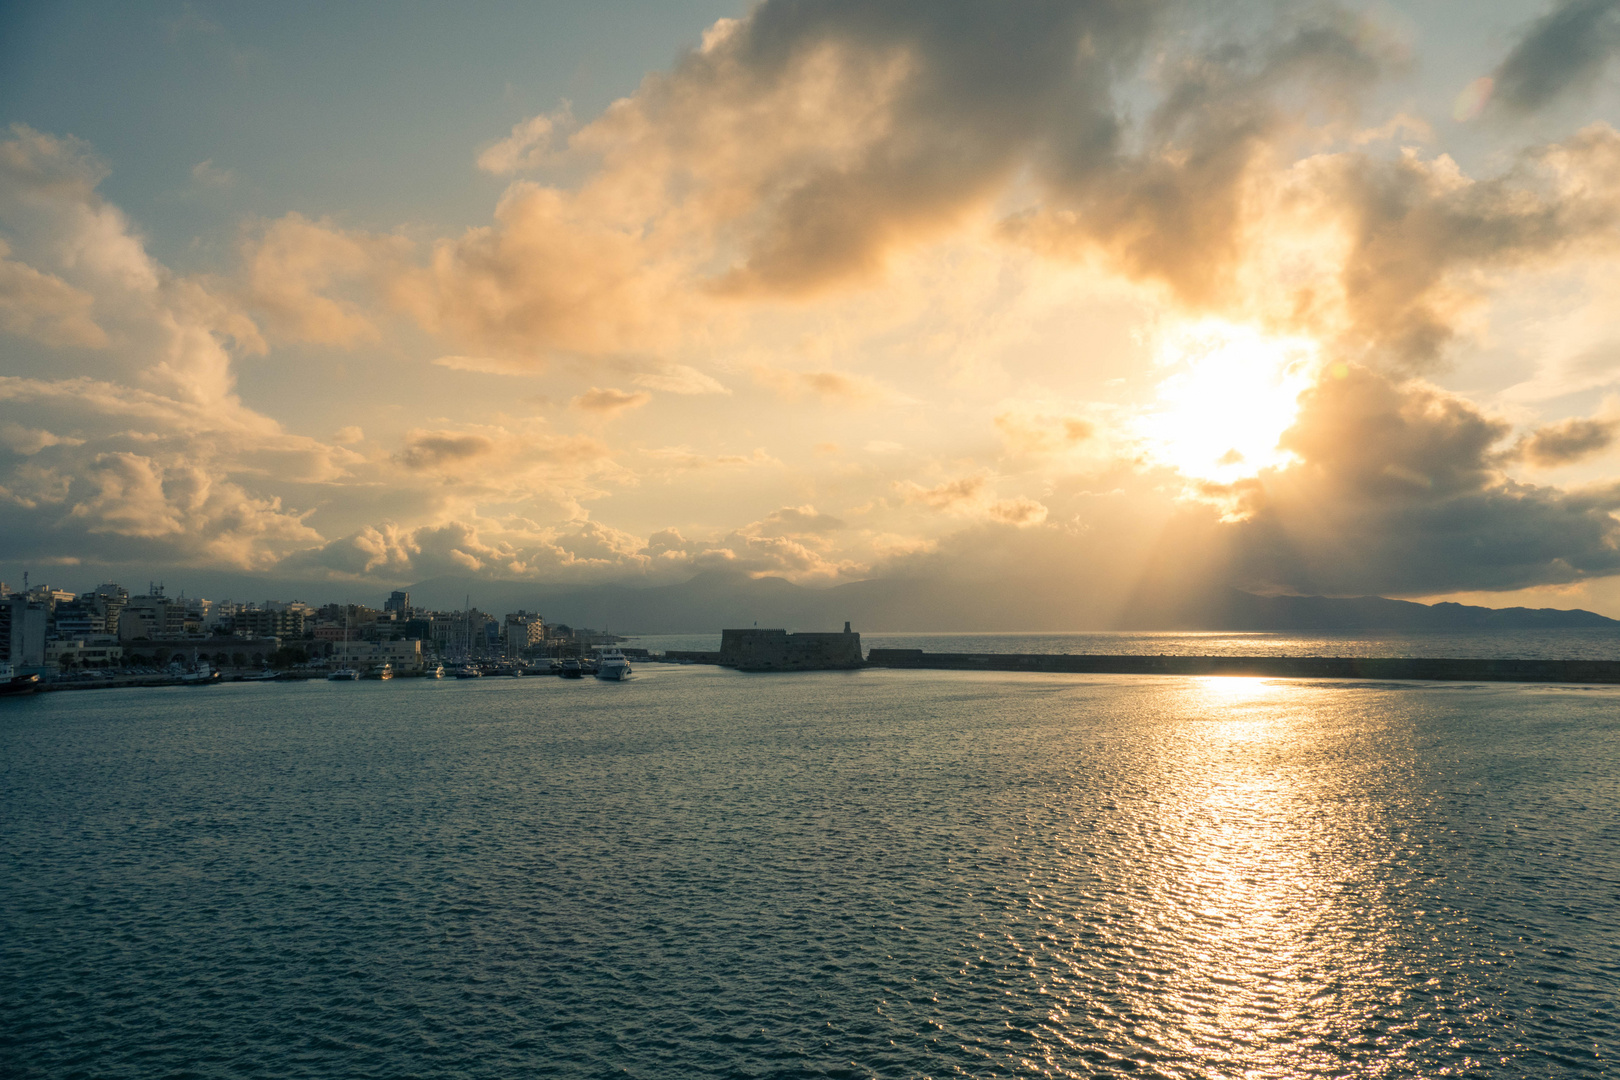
xmin=3 ymin=631 xmax=1617 ymax=1078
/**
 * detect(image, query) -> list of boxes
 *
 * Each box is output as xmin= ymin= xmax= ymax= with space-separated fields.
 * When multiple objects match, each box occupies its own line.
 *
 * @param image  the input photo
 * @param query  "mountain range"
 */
xmin=403 ymin=571 xmax=1620 ymax=634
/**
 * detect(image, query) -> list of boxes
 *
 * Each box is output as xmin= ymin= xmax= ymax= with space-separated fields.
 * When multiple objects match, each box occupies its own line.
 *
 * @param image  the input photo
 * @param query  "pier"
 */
xmin=863 ymin=650 xmax=1620 ymax=683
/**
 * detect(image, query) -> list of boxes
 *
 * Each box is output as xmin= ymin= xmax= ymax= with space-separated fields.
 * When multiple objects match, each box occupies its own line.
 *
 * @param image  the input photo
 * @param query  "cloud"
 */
xmin=632 ymin=365 xmax=730 ymax=395
xmin=0 ymin=239 xmax=108 ymax=347
xmin=395 ymin=429 xmax=498 ymax=471
xmin=1492 ymin=0 xmax=1620 ymax=114
xmin=994 ymin=410 xmax=1094 ymax=456
xmin=752 ymin=366 xmax=886 ymax=402
xmin=1517 ymin=415 xmax=1620 ymax=466
xmin=571 ymin=386 xmax=651 ymax=415
xmin=243 ymin=212 xmax=410 ymax=346
xmin=903 ymin=475 xmax=986 ymax=511
xmin=644 ymin=446 xmax=780 ymax=473
xmin=750 ymin=504 xmax=846 ymax=537
xmin=190 ymin=159 xmax=235 ymax=188
xmin=1301 ymin=128 xmax=1620 ymax=368
xmin=477 ymin=107 xmax=571 ymax=174
xmin=987 ymin=496 xmax=1049 ymax=526
xmin=1205 ymin=366 xmax=1620 ymax=595
xmin=0 ymin=422 xmax=85 ymax=455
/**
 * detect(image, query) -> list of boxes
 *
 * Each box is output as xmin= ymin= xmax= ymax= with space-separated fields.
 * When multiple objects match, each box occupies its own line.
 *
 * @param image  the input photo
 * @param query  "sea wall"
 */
xmin=719 ymin=628 xmax=864 ymax=671
xmin=864 ymin=650 xmax=1620 ymax=683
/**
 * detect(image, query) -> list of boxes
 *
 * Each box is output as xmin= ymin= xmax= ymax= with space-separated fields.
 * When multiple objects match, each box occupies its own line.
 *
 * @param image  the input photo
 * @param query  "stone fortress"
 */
xmin=718 ymin=623 xmax=863 ymax=671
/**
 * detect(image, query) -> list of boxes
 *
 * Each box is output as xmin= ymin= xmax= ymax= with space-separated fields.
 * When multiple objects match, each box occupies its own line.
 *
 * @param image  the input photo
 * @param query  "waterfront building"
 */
xmin=503 ymin=610 xmax=546 ymax=658
xmin=46 ymin=635 xmax=124 ymax=671
xmin=233 ymin=608 xmax=307 ymax=639
xmin=119 ymin=588 xmax=189 ymax=641
xmin=1 ymin=594 xmax=50 ymax=670
xmin=331 ymin=638 xmax=424 ymax=672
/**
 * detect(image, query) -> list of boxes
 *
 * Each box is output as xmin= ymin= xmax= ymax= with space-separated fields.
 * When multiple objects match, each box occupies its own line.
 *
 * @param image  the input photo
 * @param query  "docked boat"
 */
xmin=594 ymin=648 xmax=632 ymax=681
xmin=0 ymin=661 xmax=40 ymax=697
xmin=179 ymin=656 xmax=218 ymax=685
xmin=239 ymin=668 xmax=279 ymax=682
xmin=423 ymin=664 xmax=445 ymax=679
xmin=453 ymin=664 xmax=482 ymax=679
xmin=327 ymin=666 xmax=361 ymax=681
xmin=559 ymin=656 xmax=583 ymax=679
xmin=364 ymin=663 xmax=394 ymax=680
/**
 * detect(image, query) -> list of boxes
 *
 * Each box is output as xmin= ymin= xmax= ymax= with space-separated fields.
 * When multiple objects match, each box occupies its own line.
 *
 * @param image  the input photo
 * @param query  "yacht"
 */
xmin=423 ymin=664 xmax=445 ymax=679
xmin=559 ymin=656 xmax=584 ymax=679
xmin=594 ymin=648 xmax=632 ymax=681
xmin=453 ymin=664 xmax=482 ymax=679
xmin=327 ymin=666 xmax=361 ymax=681
xmin=364 ymin=663 xmax=394 ymax=680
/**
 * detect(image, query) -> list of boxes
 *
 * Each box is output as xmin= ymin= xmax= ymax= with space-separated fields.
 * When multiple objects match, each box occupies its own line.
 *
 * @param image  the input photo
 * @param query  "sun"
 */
xmin=1135 ymin=320 xmax=1320 ymax=484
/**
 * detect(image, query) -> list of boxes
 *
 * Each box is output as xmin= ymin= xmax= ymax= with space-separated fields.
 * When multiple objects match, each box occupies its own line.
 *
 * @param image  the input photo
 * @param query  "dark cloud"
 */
xmin=1220 ymin=367 xmax=1620 ymax=594
xmin=1493 ymin=0 xmax=1620 ymax=114
xmin=712 ymin=0 xmax=1164 ymax=294
xmin=1517 ymin=415 xmax=1620 ymax=465
xmin=394 ymin=430 xmax=497 ymax=471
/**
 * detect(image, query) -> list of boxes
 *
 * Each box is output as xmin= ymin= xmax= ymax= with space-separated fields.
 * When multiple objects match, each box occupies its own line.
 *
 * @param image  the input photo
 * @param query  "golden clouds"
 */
xmin=571 ymin=387 xmax=651 ymax=416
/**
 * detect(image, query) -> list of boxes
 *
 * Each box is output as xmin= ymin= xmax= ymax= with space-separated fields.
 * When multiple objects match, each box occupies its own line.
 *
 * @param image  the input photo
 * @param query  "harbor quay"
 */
xmin=678 ymin=633 xmax=1620 ymax=684
xmin=863 ymin=650 xmax=1620 ymax=683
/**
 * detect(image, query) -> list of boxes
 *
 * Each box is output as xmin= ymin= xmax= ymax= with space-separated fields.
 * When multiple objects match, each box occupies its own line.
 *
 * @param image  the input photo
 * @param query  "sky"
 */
xmin=6 ymin=0 xmax=1620 ymax=622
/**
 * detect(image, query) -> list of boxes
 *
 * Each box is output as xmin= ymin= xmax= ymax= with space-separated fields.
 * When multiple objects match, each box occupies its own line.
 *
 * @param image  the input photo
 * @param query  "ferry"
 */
xmin=0 ymin=661 xmax=40 ymax=697
xmin=594 ymin=648 xmax=632 ymax=681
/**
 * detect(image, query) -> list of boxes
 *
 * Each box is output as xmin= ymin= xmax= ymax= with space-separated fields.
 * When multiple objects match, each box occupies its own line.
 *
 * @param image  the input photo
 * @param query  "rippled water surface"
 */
xmin=3 ymin=669 xmax=1617 ymax=1077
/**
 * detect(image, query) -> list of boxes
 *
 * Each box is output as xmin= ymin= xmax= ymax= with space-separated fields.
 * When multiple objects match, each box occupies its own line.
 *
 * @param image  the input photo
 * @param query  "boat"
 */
xmin=594 ymin=647 xmax=632 ymax=681
xmin=179 ymin=655 xmax=218 ymax=685
xmin=239 ymin=668 xmax=279 ymax=682
xmin=453 ymin=664 xmax=482 ymax=679
xmin=0 ymin=661 xmax=40 ymax=697
xmin=364 ymin=663 xmax=394 ymax=680
xmin=559 ymin=656 xmax=583 ymax=679
xmin=423 ymin=664 xmax=445 ymax=679
xmin=327 ymin=666 xmax=361 ymax=681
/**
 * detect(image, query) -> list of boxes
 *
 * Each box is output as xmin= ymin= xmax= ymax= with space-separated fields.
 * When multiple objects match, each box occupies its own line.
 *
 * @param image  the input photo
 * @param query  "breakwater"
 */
xmin=864 ymin=649 xmax=1620 ymax=683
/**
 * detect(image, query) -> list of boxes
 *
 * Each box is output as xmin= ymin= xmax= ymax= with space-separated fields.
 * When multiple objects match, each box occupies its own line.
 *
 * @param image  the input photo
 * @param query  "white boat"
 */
xmin=180 ymin=655 xmax=217 ymax=685
xmin=423 ymin=664 xmax=445 ymax=679
xmin=594 ymin=647 xmax=632 ymax=681
xmin=327 ymin=667 xmax=360 ymax=681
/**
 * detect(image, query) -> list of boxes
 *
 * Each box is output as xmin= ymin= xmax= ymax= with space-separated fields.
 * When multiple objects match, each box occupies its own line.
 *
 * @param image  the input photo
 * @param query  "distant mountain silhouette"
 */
xmin=1203 ymin=589 xmax=1618 ymax=630
xmin=406 ymin=571 xmax=1620 ymax=633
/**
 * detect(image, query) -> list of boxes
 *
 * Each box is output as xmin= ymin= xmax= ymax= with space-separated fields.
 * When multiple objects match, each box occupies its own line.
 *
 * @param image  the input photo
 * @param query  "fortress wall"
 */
xmin=720 ymin=629 xmax=863 ymax=671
